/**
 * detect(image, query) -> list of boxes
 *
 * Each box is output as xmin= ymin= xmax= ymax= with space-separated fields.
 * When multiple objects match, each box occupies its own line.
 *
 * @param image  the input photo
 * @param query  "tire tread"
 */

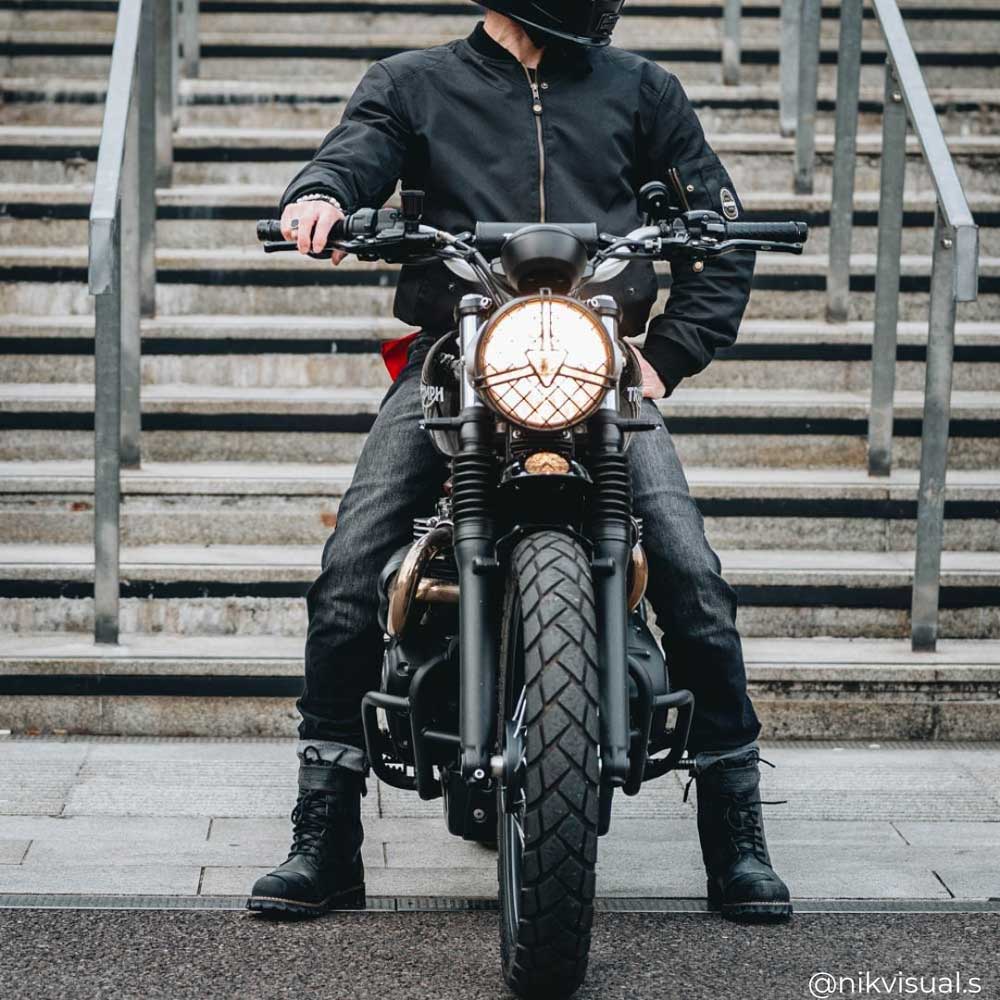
xmin=500 ymin=531 xmax=600 ymax=999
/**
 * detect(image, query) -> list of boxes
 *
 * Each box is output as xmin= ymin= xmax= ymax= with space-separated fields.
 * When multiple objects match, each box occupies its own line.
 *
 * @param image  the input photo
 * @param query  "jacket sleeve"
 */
xmin=640 ymin=73 xmax=755 ymax=396
xmin=279 ymin=61 xmax=410 ymax=213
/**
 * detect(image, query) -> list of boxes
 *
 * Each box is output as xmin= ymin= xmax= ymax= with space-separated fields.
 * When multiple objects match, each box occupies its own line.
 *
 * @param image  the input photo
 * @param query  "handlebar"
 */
xmin=255 ymin=209 xmax=809 ymax=264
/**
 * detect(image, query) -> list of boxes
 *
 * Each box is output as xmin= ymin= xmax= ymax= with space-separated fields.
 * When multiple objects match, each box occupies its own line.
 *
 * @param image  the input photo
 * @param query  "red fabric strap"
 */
xmin=380 ymin=330 xmax=421 ymax=381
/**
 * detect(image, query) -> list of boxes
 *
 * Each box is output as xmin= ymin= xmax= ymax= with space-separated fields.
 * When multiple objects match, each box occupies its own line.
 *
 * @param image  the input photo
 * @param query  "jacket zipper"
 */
xmin=523 ymin=65 xmax=546 ymax=222
xmin=668 ymin=166 xmax=691 ymax=212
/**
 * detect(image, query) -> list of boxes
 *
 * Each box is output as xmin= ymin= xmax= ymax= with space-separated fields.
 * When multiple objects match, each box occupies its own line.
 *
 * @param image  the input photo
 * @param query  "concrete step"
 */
xmin=1 ymin=461 xmax=997 ymax=550
xmin=10 ymin=4 xmax=1000 ymax=45
xmin=3 ymin=125 xmax=998 ymax=193
xmin=5 ymin=76 xmax=998 ymax=133
xmin=7 ymin=53 xmax=999 ymax=90
xmin=4 ymin=25 xmax=999 ymax=87
xmin=3 ymin=312 xmax=1000 ymax=393
xmin=1 ymin=242 xmax=997 ymax=322
xmin=0 ymin=544 xmax=997 ymax=640
xmin=1 ymin=632 xmax=998 ymax=738
xmin=10 ymin=0 xmax=1000 ymax=11
xmin=4 ymin=184 xmax=999 ymax=257
xmin=1 ymin=384 xmax=998 ymax=468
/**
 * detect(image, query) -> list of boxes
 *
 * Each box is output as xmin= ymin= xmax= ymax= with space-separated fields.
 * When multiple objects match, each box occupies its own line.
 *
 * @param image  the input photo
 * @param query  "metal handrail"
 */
xmin=870 ymin=0 xmax=978 ymax=295
xmin=785 ymin=0 xmax=980 ymax=651
xmin=88 ymin=0 xmax=176 ymax=643
xmin=180 ymin=0 xmax=200 ymax=77
xmin=722 ymin=0 xmax=741 ymax=85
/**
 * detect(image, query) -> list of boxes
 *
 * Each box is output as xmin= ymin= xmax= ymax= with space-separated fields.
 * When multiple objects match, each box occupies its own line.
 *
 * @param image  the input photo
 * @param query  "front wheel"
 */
xmin=497 ymin=530 xmax=600 ymax=999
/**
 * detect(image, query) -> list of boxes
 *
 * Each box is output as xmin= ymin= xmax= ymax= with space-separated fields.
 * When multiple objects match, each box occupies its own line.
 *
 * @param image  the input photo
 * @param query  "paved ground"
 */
xmin=3 ymin=909 xmax=998 ymax=1000
xmin=3 ymin=738 xmax=1000 ymax=901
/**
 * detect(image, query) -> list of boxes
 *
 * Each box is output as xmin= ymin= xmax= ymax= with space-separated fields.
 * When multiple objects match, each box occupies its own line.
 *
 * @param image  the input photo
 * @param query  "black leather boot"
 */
xmin=247 ymin=756 xmax=366 ymax=918
xmin=693 ymin=749 xmax=792 ymax=922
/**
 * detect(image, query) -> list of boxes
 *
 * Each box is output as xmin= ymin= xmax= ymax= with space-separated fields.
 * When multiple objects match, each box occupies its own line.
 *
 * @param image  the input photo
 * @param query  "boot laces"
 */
xmin=288 ymin=791 xmax=335 ymax=862
xmin=685 ymin=753 xmax=787 ymax=862
xmin=724 ymin=796 xmax=773 ymax=861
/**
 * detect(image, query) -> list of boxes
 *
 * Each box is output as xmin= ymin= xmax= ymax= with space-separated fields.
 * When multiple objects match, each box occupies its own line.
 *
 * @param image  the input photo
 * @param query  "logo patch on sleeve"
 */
xmin=720 ymin=187 xmax=739 ymax=220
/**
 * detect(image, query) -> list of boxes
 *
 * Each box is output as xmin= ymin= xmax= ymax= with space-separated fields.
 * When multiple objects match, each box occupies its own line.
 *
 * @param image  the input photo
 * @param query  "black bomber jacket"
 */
xmin=280 ymin=22 xmax=755 ymax=394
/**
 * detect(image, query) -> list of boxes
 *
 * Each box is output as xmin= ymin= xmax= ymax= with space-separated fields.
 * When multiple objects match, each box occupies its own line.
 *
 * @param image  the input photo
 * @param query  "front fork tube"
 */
xmin=452 ymin=408 xmax=499 ymax=781
xmin=589 ymin=411 xmax=633 ymax=788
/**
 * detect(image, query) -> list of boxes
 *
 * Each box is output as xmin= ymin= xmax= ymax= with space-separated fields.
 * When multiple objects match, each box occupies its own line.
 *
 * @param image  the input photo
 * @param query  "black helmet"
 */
xmin=479 ymin=0 xmax=626 ymax=47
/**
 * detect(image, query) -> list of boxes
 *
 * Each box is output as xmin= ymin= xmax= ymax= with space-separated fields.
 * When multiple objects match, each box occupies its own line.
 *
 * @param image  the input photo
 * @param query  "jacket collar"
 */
xmin=463 ymin=21 xmax=593 ymax=76
xmin=468 ymin=20 xmax=517 ymax=61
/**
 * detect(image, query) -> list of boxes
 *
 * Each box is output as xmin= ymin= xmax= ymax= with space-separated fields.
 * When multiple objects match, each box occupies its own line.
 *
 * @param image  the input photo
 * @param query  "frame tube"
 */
xmin=588 ymin=412 xmax=632 ymax=788
xmin=453 ymin=411 xmax=498 ymax=780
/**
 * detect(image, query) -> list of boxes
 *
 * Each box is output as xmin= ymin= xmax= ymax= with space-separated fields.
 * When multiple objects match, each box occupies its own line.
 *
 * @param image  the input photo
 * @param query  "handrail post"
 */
xmin=778 ymin=0 xmax=801 ymax=136
xmin=793 ymin=0 xmax=822 ymax=193
xmin=155 ymin=0 xmax=175 ymax=185
xmin=826 ymin=0 xmax=863 ymax=323
xmin=910 ymin=208 xmax=957 ymax=652
xmin=722 ymin=0 xmax=741 ymax=86
xmin=93 ymin=213 xmax=123 ymax=645
xmin=121 ymin=73 xmax=142 ymax=469
xmin=139 ymin=0 xmax=157 ymax=317
xmin=868 ymin=62 xmax=907 ymax=477
xmin=180 ymin=0 xmax=200 ymax=77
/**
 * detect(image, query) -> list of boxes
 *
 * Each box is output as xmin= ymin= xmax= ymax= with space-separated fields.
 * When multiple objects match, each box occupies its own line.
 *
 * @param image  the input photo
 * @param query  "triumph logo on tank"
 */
xmin=421 ymin=384 xmax=445 ymax=405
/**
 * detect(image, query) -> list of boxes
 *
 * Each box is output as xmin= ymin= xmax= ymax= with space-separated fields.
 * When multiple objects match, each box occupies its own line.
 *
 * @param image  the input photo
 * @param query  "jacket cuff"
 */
xmin=635 ymin=337 xmax=698 ymax=397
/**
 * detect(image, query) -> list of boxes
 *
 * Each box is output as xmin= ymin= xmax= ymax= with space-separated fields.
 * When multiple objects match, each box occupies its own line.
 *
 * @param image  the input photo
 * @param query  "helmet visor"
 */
xmin=512 ymin=0 xmax=626 ymax=46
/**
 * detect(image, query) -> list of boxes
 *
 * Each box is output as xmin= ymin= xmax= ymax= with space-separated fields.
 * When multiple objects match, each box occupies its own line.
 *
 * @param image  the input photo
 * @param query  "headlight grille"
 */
xmin=474 ymin=296 xmax=615 ymax=431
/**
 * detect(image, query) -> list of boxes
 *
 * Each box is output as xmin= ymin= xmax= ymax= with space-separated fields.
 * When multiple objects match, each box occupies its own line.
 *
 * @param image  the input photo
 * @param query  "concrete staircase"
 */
xmin=1 ymin=0 xmax=998 ymax=739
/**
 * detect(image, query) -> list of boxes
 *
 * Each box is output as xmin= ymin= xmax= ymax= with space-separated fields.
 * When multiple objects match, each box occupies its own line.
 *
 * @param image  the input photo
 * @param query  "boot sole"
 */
xmin=707 ymin=883 xmax=793 ymax=923
xmin=246 ymin=882 xmax=366 ymax=920
xmin=718 ymin=900 xmax=793 ymax=923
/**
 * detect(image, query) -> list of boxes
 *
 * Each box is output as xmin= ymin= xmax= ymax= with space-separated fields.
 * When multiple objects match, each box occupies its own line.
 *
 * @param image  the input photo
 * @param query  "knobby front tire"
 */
xmin=497 ymin=530 xmax=601 ymax=1000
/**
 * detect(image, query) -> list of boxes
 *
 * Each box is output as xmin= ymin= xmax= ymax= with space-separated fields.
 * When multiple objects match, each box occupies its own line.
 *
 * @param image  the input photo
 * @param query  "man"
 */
xmin=249 ymin=0 xmax=792 ymax=923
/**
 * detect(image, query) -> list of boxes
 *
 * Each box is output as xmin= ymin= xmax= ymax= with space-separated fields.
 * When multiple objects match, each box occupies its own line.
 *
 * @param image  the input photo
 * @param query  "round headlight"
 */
xmin=474 ymin=296 xmax=615 ymax=431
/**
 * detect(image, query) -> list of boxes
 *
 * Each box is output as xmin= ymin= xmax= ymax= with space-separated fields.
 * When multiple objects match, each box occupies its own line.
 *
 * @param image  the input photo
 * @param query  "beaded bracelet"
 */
xmin=296 ymin=192 xmax=344 ymax=212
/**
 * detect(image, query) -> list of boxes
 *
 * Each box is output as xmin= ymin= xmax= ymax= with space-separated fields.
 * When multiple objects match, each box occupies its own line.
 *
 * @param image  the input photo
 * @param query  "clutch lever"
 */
xmin=261 ymin=240 xmax=356 ymax=259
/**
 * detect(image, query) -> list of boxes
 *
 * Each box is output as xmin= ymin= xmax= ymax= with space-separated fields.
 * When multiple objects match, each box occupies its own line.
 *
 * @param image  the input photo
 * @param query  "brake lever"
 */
xmin=702 ymin=238 xmax=805 ymax=256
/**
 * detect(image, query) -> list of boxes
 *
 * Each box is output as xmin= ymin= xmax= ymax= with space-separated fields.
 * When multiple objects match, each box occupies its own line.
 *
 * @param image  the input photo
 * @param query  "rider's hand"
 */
xmin=281 ymin=199 xmax=347 ymax=266
xmin=626 ymin=342 xmax=667 ymax=399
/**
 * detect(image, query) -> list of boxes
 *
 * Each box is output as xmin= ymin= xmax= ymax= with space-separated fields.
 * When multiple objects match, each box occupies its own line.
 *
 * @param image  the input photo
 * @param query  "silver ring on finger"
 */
xmin=290 ymin=217 xmax=300 ymax=230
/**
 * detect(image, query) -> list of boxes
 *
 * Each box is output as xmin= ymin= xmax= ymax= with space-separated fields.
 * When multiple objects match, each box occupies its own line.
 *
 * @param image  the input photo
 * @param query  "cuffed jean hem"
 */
xmin=692 ymin=740 xmax=760 ymax=774
xmin=297 ymin=740 xmax=369 ymax=774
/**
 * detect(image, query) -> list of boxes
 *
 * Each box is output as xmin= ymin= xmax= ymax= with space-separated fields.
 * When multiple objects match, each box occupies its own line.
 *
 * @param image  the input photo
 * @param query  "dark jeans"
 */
xmin=300 ymin=334 xmax=761 ymax=754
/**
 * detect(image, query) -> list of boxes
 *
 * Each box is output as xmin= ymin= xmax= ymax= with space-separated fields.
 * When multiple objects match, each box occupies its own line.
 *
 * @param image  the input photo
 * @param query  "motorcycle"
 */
xmin=257 ymin=187 xmax=808 ymax=998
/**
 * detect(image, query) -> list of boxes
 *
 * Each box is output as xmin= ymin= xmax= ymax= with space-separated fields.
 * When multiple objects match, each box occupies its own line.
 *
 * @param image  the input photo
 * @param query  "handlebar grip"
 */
xmin=256 ymin=219 xmax=284 ymax=242
xmin=256 ymin=217 xmax=349 ymax=244
xmin=722 ymin=221 xmax=808 ymax=243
